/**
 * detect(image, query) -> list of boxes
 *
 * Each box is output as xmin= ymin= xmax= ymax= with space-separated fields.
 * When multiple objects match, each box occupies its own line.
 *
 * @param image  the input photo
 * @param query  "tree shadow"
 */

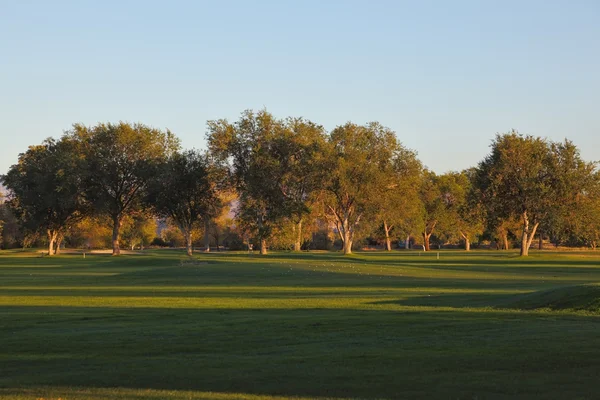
xmin=2 ymin=304 xmax=600 ymax=399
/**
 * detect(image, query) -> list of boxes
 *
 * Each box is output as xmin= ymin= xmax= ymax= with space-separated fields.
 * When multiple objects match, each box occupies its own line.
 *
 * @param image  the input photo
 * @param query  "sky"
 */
xmin=1 ymin=0 xmax=599 ymax=176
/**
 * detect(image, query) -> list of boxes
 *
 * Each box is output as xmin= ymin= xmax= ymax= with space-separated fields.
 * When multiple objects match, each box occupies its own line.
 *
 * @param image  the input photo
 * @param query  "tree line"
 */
xmin=1 ymin=110 xmax=599 ymax=257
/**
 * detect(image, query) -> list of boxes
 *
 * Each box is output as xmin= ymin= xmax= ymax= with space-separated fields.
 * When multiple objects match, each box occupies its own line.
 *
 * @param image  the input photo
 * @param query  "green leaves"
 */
xmin=206 ymin=110 xmax=327 ymax=253
xmin=475 ymin=131 xmax=598 ymax=254
xmin=66 ymin=122 xmax=180 ymax=255
xmin=323 ymin=122 xmax=417 ymax=253
xmin=147 ymin=149 xmax=215 ymax=228
xmin=2 ymin=136 xmax=86 ymax=236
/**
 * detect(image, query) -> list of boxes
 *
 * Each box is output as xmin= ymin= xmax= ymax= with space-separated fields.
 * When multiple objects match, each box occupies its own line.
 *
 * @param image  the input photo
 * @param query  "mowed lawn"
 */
xmin=1 ymin=250 xmax=600 ymax=399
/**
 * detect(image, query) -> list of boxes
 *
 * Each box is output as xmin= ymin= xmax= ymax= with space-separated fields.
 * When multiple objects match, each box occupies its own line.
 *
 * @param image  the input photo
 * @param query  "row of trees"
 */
xmin=2 ymin=111 xmax=599 ymax=257
xmin=1 ymin=123 xmax=216 ymax=256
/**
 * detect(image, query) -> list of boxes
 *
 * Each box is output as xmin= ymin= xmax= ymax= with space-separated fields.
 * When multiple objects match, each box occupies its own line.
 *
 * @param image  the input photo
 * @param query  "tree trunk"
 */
xmin=461 ymin=232 xmax=470 ymax=251
xmin=55 ymin=234 xmax=63 ymax=255
xmin=538 ymin=231 xmax=543 ymax=250
xmin=342 ymin=218 xmax=352 ymax=255
xmin=520 ymin=215 xmax=529 ymax=257
xmin=294 ymin=220 xmax=302 ymax=252
xmin=342 ymin=234 xmax=352 ymax=254
xmin=527 ymin=222 xmax=540 ymax=253
xmin=47 ymin=230 xmax=56 ymax=256
xmin=502 ymin=232 xmax=510 ymax=250
xmin=112 ymin=216 xmax=122 ymax=256
xmin=520 ymin=237 xmax=528 ymax=256
xmin=422 ymin=221 xmax=436 ymax=252
xmin=422 ymin=232 xmax=431 ymax=252
xmin=383 ymin=220 xmax=392 ymax=251
xmin=204 ymin=218 xmax=211 ymax=252
xmin=185 ymin=231 xmax=193 ymax=256
xmin=260 ymin=238 xmax=267 ymax=255
xmin=405 ymin=235 xmax=410 ymax=250
xmin=520 ymin=212 xmax=539 ymax=257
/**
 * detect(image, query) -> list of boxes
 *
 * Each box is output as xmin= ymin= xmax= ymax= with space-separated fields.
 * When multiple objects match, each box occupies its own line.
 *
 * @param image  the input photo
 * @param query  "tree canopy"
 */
xmin=475 ymin=131 xmax=597 ymax=256
xmin=2 ymin=136 xmax=87 ymax=255
xmin=146 ymin=149 xmax=216 ymax=256
xmin=3 ymin=114 xmax=599 ymax=257
xmin=68 ymin=122 xmax=179 ymax=255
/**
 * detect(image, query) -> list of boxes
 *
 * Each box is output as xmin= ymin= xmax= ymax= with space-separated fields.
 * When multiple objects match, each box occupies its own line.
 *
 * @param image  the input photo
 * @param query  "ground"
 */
xmin=1 ymin=249 xmax=599 ymax=399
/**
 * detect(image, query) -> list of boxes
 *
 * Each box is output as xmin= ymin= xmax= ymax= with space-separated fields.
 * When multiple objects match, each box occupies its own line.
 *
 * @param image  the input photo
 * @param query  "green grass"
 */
xmin=1 ymin=249 xmax=600 ymax=399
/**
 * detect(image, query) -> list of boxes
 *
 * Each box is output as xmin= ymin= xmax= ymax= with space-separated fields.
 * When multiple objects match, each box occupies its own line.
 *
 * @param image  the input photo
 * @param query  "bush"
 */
xmin=150 ymin=237 xmax=169 ymax=247
xmin=309 ymin=231 xmax=333 ymax=250
xmin=223 ymin=231 xmax=245 ymax=250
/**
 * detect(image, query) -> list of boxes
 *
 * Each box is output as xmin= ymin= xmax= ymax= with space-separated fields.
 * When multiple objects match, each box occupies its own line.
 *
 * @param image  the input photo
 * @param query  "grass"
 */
xmin=1 ymin=249 xmax=600 ymax=399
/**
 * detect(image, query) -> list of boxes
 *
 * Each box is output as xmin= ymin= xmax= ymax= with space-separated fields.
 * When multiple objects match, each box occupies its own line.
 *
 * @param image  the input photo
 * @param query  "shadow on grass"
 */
xmin=372 ymin=293 xmax=520 ymax=309
xmin=2 ymin=304 xmax=600 ymax=399
xmin=373 ymin=284 xmax=600 ymax=314
xmin=2 ymin=263 xmax=598 ymax=295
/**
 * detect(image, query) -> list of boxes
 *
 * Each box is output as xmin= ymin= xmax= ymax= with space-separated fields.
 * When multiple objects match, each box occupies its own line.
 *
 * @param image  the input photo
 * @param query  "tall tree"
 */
xmin=207 ymin=110 xmax=323 ymax=255
xmin=147 ymin=150 xmax=216 ymax=256
xmin=548 ymin=149 xmax=600 ymax=249
xmin=375 ymin=146 xmax=423 ymax=251
xmin=207 ymin=110 xmax=278 ymax=255
xmin=2 ymin=136 xmax=87 ymax=255
xmin=435 ymin=170 xmax=485 ymax=251
xmin=571 ymin=188 xmax=600 ymax=249
xmin=475 ymin=132 xmax=595 ymax=256
xmin=322 ymin=122 xmax=403 ymax=255
xmin=271 ymin=117 xmax=328 ymax=251
xmin=70 ymin=122 xmax=179 ymax=256
xmin=418 ymin=171 xmax=451 ymax=251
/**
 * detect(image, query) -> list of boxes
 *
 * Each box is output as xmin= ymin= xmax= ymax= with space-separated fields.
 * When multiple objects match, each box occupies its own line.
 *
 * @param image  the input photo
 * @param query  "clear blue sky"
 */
xmin=1 ymin=0 xmax=599 ymax=175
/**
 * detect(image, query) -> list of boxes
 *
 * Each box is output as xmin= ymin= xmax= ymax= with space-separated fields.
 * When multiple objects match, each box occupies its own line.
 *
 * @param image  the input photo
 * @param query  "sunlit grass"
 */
xmin=0 ymin=386 xmax=338 ymax=400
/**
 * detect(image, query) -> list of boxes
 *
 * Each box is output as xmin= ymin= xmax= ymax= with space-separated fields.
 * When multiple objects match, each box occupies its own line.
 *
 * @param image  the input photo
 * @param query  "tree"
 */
xmin=2 ymin=136 xmax=87 ymax=255
xmin=476 ymin=132 xmax=550 ymax=256
xmin=418 ymin=171 xmax=451 ymax=251
xmin=322 ymin=122 xmax=403 ymax=255
xmin=490 ymin=217 xmax=521 ymax=250
xmin=565 ymin=189 xmax=600 ymax=249
xmin=206 ymin=190 xmax=236 ymax=252
xmin=433 ymin=170 xmax=485 ymax=251
xmin=207 ymin=110 xmax=275 ymax=255
xmin=70 ymin=122 xmax=179 ymax=256
xmin=121 ymin=213 xmax=157 ymax=251
xmin=375 ymin=147 xmax=422 ymax=251
xmin=551 ymin=163 xmax=600 ymax=249
xmin=0 ymin=191 xmax=4 ymax=246
xmin=268 ymin=117 xmax=328 ymax=251
xmin=0 ymin=202 xmax=23 ymax=249
xmin=201 ymin=156 xmax=230 ymax=253
xmin=207 ymin=110 xmax=303 ymax=255
xmin=475 ymin=131 xmax=596 ymax=256
xmin=68 ymin=216 xmax=113 ymax=249
xmin=147 ymin=150 xmax=216 ymax=256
